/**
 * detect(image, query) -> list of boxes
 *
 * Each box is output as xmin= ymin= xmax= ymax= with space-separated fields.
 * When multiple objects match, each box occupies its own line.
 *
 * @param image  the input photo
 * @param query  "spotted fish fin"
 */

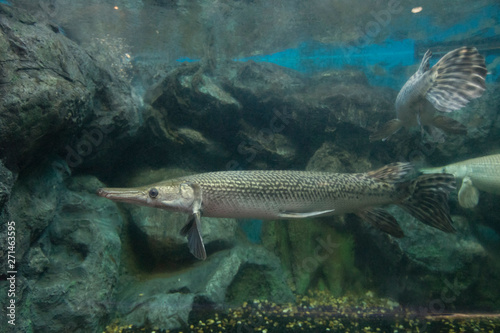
xmin=180 ymin=212 xmax=207 ymax=260
xmin=366 ymin=162 xmax=414 ymax=183
xmin=458 ymin=176 xmax=479 ymax=208
xmin=369 ymin=119 xmax=403 ymax=142
xmin=278 ymin=209 xmax=335 ymax=218
xmin=357 ymin=208 xmax=404 ymax=237
xmin=398 ymin=173 xmax=456 ymax=233
xmin=425 ymin=47 xmax=487 ymax=113
xmin=417 ymin=49 xmax=433 ymax=74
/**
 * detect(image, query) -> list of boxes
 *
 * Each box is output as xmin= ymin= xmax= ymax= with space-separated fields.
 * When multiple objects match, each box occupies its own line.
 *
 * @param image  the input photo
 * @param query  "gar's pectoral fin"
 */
xmin=278 ymin=209 xmax=335 ymax=219
xmin=370 ymin=119 xmax=403 ymax=142
xmin=458 ymin=176 xmax=479 ymax=208
xmin=180 ymin=212 xmax=206 ymax=260
xmin=179 ymin=182 xmax=207 ymax=260
xmin=356 ymin=208 xmax=404 ymax=237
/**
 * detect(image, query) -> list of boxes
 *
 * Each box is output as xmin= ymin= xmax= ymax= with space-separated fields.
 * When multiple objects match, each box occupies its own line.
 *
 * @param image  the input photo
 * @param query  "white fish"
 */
xmin=420 ymin=154 xmax=500 ymax=208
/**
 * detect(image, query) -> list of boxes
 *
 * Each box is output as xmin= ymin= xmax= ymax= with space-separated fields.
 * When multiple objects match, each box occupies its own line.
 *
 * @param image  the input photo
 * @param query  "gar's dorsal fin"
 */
xmin=366 ymin=162 xmax=413 ymax=183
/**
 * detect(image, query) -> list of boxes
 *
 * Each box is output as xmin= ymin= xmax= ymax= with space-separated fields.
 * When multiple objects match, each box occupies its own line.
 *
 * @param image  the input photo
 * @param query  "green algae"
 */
xmin=105 ymin=290 xmax=500 ymax=333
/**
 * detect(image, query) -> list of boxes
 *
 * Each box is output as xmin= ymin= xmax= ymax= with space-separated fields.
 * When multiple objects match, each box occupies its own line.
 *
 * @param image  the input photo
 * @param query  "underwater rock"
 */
xmin=145 ymin=62 xmax=242 ymax=128
xmin=393 ymin=211 xmax=486 ymax=273
xmin=448 ymin=83 xmax=500 ymax=141
xmin=140 ymin=63 xmax=243 ymax=169
xmin=0 ymin=4 xmax=141 ymax=170
xmin=261 ymin=219 xmax=366 ymax=296
xmin=306 ymin=141 xmax=372 ymax=173
xmin=350 ymin=206 xmax=493 ymax=305
xmin=4 ymin=161 xmax=123 ymax=332
xmin=235 ymin=120 xmax=297 ymax=169
xmin=142 ymin=59 xmax=394 ymax=171
xmin=0 ymin=159 xmax=15 ymax=211
xmin=291 ymin=71 xmax=396 ymax=133
xmin=223 ymin=60 xmax=305 ymax=104
xmin=222 ymin=60 xmax=395 ymax=157
xmin=116 ymin=245 xmax=294 ymax=331
xmin=122 ymin=293 xmax=195 ymax=330
xmin=176 ymin=127 xmax=229 ymax=158
xmin=222 ymin=245 xmax=295 ymax=305
xmin=127 ymin=205 xmax=238 ymax=262
xmin=5 ymin=162 xmax=66 ymax=263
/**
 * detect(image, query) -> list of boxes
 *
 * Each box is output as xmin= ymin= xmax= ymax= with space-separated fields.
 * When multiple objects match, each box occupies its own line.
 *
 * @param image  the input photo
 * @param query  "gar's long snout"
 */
xmin=96 ymin=187 xmax=147 ymax=204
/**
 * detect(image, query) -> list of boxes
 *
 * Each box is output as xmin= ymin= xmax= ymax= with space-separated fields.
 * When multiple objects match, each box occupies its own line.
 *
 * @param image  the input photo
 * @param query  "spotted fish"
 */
xmin=421 ymin=154 xmax=500 ymax=208
xmin=370 ymin=46 xmax=487 ymax=142
xmin=97 ymin=163 xmax=456 ymax=259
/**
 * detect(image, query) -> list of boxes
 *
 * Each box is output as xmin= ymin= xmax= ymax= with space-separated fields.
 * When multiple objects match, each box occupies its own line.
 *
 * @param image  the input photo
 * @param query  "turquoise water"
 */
xmin=182 ymin=4 xmax=500 ymax=88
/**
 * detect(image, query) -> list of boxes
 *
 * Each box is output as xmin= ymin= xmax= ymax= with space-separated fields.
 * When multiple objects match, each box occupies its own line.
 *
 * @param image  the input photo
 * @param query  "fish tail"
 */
xmin=425 ymin=46 xmax=487 ymax=112
xmin=398 ymin=173 xmax=456 ymax=232
xmin=355 ymin=162 xmax=413 ymax=237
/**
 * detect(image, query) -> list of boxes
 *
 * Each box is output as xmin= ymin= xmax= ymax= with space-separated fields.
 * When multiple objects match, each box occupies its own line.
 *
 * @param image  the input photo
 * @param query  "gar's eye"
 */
xmin=149 ymin=188 xmax=159 ymax=198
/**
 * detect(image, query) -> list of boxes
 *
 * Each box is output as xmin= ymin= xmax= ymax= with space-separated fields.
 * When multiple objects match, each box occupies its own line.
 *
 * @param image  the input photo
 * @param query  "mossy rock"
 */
xmin=262 ymin=219 xmax=367 ymax=296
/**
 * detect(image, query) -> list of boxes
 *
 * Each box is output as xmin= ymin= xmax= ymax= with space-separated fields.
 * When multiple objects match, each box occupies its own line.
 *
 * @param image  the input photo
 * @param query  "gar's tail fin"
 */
xmin=398 ymin=173 xmax=456 ymax=232
xmin=425 ymin=46 xmax=487 ymax=113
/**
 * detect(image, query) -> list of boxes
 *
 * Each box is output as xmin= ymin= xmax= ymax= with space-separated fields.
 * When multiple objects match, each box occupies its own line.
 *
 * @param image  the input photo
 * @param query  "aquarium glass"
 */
xmin=1 ymin=0 xmax=499 ymax=332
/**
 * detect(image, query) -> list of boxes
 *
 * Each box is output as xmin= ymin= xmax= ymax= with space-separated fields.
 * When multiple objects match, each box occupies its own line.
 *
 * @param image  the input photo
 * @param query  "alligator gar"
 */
xmin=421 ymin=154 xmax=500 ymax=208
xmin=370 ymin=46 xmax=487 ymax=142
xmin=97 ymin=163 xmax=455 ymax=259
